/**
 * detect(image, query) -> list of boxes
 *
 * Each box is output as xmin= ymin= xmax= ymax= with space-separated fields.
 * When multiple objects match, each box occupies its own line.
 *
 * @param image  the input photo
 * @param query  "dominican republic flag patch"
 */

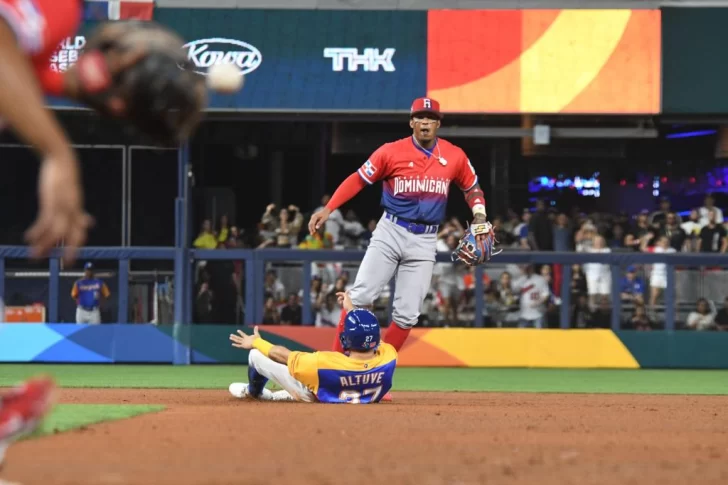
xmin=84 ymin=0 xmax=155 ymax=21
xmin=363 ymin=160 xmax=376 ymax=178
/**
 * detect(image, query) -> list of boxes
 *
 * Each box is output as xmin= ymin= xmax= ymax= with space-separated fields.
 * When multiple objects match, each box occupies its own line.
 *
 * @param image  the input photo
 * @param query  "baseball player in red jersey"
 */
xmin=308 ymin=98 xmax=491 ymax=400
xmin=0 ymin=0 xmax=204 ymax=263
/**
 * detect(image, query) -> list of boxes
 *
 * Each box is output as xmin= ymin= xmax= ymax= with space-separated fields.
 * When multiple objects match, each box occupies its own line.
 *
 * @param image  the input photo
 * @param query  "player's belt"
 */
xmin=78 ymin=305 xmax=98 ymax=312
xmin=385 ymin=213 xmax=438 ymax=235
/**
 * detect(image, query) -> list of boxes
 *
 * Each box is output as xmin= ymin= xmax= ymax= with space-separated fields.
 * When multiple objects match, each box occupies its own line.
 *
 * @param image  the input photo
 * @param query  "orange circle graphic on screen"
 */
xmin=427 ymin=9 xmax=661 ymax=114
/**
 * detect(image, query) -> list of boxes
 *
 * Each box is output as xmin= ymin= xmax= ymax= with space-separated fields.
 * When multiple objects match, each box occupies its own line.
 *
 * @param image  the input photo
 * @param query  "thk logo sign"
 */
xmin=323 ymin=48 xmax=396 ymax=72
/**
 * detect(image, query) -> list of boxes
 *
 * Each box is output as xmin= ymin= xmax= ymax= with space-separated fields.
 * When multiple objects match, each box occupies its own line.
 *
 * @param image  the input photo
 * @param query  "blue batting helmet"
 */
xmin=339 ymin=309 xmax=380 ymax=352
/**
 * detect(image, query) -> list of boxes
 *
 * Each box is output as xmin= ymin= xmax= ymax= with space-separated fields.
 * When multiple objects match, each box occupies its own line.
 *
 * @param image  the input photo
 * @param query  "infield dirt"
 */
xmin=2 ymin=389 xmax=727 ymax=485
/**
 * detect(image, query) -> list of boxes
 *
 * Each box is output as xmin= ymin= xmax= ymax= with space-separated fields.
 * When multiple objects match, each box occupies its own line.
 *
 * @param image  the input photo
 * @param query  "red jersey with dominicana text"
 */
xmin=357 ymin=136 xmax=478 ymax=225
xmin=0 ymin=0 xmax=82 ymax=93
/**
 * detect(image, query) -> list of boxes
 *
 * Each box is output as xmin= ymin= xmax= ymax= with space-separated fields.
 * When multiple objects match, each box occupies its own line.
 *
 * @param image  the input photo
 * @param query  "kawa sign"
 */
xmin=182 ymin=38 xmax=263 ymax=76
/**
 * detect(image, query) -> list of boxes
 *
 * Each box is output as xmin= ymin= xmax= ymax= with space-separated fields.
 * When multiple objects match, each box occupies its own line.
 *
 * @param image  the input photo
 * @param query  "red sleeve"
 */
xmin=356 ymin=145 xmax=391 ymax=185
xmin=454 ymin=153 xmax=478 ymax=191
xmin=325 ymin=173 xmax=367 ymax=212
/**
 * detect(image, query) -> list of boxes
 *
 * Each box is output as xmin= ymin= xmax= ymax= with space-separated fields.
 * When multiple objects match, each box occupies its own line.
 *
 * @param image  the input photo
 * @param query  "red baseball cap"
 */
xmin=410 ymin=97 xmax=442 ymax=119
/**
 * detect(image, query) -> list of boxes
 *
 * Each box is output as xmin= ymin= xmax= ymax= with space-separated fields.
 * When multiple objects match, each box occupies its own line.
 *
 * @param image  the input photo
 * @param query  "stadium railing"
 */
xmin=0 ymin=245 xmax=726 ymax=330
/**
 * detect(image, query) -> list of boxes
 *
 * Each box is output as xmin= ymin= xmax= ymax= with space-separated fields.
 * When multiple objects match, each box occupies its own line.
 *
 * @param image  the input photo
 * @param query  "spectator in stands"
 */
xmin=620 ymin=266 xmax=645 ymax=305
xmin=686 ymin=298 xmax=716 ymax=330
xmin=340 ymin=210 xmax=366 ymax=248
xmin=513 ymin=209 xmax=531 ymax=248
xmin=216 ymin=214 xmax=230 ymax=245
xmin=699 ymin=193 xmax=724 ymax=226
xmin=194 ymin=219 xmax=218 ymax=249
xmin=574 ymin=220 xmax=597 ymax=252
xmin=572 ymin=294 xmax=593 ymax=328
xmin=608 ymin=224 xmax=626 ymax=249
xmin=698 ymin=208 xmax=728 ymax=253
xmin=262 ymin=297 xmax=280 ymax=325
xmin=570 ymin=264 xmax=588 ymax=301
xmin=497 ymin=271 xmax=519 ymax=325
xmin=337 ymin=272 xmax=354 ymax=292
xmin=264 ymin=270 xmax=286 ymax=303
xmin=584 ymin=235 xmax=611 ymax=308
xmin=332 ymin=277 xmax=347 ymax=295
xmin=433 ymin=233 xmax=463 ymax=325
xmin=260 ymin=203 xmax=278 ymax=233
xmin=591 ymin=296 xmax=612 ymax=328
xmin=714 ymin=296 xmax=728 ymax=331
xmin=502 ymin=209 xmax=520 ymax=236
xmin=659 ymin=212 xmax=688 ymax=251
xmin=273 ymin=205 xmax=303 ymax=248
xmin=280 ymin=293 xmax=302 ymax=325
xmin=314 ymin=194 xmax=344 ymax=247
xmin=195 ymin=271 xmax=213 ymax=324
xmin=553 ymin=213 xmax=573 ymax=251
xmin=641 ymin=234 xmax=676 ymax=307
xmin=681 ymin=209 xmax=703 ymax=252
xmin=298 ymin=275 xmax=326 ymax=323
xmin=528 ymin=200 xmax=553 ymax=250
xmin=298 ymin=223 xmax=334 ymax=250
xmin=315 ymin=292 xmax=341 ymax=327
xmin=491 ymin=215 xmax=512 ymax=246
xmin=629 ymin=304 xmax=653 ymax=331
xmin=624 ymin=211 xmax=654 ymax=251
xmin=649 ymin=196 xmax=682 ymax=227
xmin=514 ymin=264 xmax=550 ymax=328
xmin=483 ymin=288 xmax=504 ymax=327
xmin=361 ymin=219 xmax=377 ymax=247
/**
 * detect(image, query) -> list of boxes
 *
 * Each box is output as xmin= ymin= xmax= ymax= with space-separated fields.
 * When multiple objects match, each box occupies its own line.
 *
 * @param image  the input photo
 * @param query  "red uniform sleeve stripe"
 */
xmin=357 ymin=168 xmax=374 ymax=185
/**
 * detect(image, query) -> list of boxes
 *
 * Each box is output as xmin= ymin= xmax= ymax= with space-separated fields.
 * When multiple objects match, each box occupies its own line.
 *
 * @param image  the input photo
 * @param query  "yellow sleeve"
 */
xmin=71 ymin=282 xmax=78 ymax=299
xmin=101 ymin=283 xmax=111 ymax=298
xmin=287 ymin=351 xmax=320 ymax=392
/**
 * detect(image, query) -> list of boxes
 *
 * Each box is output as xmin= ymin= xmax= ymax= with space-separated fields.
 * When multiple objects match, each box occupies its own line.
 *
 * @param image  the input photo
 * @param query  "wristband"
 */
xmin=252 ymin=338 xmax=274 ymax=357
xmin=472 ymin=204 xmax=486 ymax=217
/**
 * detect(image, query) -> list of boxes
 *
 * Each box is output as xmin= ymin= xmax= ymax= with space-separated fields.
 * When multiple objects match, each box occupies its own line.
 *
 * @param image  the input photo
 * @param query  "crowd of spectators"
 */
xmin=191 ymin=193 xmax=728 ymax=331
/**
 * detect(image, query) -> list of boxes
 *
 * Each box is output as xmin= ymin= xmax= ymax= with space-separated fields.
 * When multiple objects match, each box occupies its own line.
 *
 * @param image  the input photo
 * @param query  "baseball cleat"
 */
xmin=381 ymin=392 xmax=393 ymax=402
xmin=270 ymin=390 xmax=294 ymax=402
xmin=228 ymin=382 xmax=274 ymax=401
xmin=0 ymin=376 xmax=56 ymax=466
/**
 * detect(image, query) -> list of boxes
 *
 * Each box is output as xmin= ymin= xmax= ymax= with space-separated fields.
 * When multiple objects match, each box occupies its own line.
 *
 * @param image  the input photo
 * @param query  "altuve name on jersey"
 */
xmin=339 ymin=371 xmax=386 ymax=387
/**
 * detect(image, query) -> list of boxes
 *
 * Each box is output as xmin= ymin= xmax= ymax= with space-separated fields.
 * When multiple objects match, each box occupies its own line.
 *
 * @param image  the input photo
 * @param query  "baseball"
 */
xmin=206 ymin=63 xmax=244 ymax=93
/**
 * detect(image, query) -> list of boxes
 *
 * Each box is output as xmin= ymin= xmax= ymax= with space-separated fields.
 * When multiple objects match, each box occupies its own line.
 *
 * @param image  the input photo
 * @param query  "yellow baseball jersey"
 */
xmin=287 ymin=343 xmax=397 ymax=404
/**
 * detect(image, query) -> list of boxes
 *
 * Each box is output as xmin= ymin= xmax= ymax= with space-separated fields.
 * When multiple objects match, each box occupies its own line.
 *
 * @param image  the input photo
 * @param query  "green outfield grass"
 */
xmin=26 ymin=404 xmax=164 ymax=439
xmin=1 ymin=365 xmax=728 ymax=395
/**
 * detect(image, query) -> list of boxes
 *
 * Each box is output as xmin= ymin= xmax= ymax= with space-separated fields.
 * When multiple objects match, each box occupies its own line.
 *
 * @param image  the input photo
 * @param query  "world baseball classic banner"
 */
xmin=46 ymin=9 xmax=660 ymax=113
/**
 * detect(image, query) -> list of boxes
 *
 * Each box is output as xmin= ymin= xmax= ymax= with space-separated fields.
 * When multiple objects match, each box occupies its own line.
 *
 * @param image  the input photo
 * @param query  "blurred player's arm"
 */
xmin=101 ymin=283 xmax=111 ymax=299
xmin=308 ymin=145 xmax=391 ymax=234
xmin=0 ymin=21 xmax=76 ymax=166
xmin=230 ymin=326 xmax=291 ymax=364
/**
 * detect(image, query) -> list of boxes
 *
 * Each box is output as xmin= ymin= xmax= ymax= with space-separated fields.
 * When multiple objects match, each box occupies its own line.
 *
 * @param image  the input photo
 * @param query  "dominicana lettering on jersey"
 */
xmin=392 ymin=176 xmax=451 ymax=197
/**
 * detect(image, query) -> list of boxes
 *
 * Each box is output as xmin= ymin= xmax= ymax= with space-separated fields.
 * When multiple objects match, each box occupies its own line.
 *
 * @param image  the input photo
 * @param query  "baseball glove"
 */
xmin=451 ymin=222 xmax=500 ymax=266
xmin=74 ymin=21 xmax=206 ymax=146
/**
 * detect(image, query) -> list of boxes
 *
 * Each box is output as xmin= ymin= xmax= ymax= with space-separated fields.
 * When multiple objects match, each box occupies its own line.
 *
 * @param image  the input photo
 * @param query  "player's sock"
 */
xmin=331 ymin=308 xmax=347 ymax=352
xmin=384 ymin=323 xmax=411 ymax=352
xmin=247 ymin=366 xmax=268 ymax=397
